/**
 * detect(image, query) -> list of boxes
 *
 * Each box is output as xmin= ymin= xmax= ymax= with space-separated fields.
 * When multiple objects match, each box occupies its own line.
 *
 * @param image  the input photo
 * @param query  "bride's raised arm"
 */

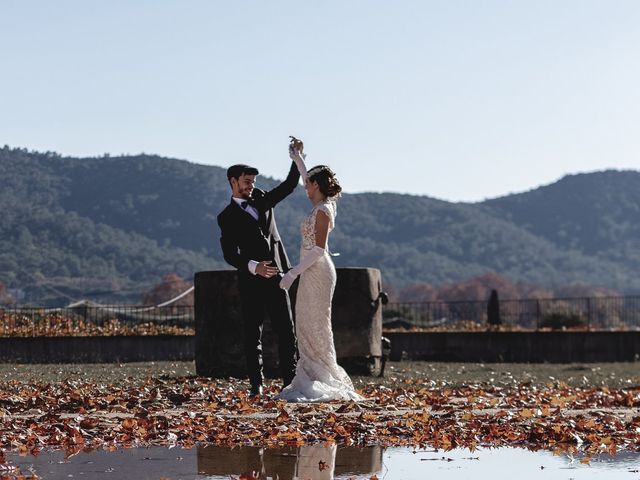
xmin=288 ymin=136 xmax=308 ymax=179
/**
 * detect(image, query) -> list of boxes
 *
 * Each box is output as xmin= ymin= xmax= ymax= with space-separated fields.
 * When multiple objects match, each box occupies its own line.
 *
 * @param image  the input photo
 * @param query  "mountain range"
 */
xmin=2 ymin=145 xmax=639 ymax=305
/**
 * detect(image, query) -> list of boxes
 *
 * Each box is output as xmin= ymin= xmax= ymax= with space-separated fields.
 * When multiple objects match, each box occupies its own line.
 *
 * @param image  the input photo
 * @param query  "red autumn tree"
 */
xmin=553 ymin=283 xmax=621 ymax=298
xmin=396 ymin=282 xmax=438 ymax=302
xmin=436 ymin=272 xmax=520 ymax=302
xmin=141 ymin=273 xmax=193 ymax=306
xmin=0 ymin=282 xmax=15 ymax=306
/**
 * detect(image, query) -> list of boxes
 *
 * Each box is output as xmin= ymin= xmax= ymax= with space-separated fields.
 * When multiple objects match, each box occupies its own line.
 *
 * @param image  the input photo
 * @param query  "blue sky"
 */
xmin=2 ymin=1 xmax=639 ymax=201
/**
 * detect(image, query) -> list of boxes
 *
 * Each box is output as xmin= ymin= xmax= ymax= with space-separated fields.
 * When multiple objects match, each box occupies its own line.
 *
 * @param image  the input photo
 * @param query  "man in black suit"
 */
xmin=217 ymin=161 xmax=299 ymax=396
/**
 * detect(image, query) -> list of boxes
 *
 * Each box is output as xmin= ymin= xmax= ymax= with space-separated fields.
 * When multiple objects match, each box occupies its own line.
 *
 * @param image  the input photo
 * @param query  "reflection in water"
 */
xmin=6 ymin=444 xmax=382 ymax=480
xmin=383 ymin=447 xmax=640 ymax=480
xmin=197 ymin=444 xmax=382 ymax=479
xmin=6 ymin=444 xmax=640 ymax=480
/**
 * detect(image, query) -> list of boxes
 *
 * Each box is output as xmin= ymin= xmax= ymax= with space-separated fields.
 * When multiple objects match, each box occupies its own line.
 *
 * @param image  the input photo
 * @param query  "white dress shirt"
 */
xmin=232 ymin=196 xmax=259 ymax=220
xmin=232 ymin=197 xmax=259 ymax=275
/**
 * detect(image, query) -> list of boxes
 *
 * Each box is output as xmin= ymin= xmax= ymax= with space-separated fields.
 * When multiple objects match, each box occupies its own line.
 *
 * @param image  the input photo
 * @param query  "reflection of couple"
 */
xmin=217 ymin=137 xmax=362 ymax=402
xmin=197 ymin=444 xmax=384 ymax=480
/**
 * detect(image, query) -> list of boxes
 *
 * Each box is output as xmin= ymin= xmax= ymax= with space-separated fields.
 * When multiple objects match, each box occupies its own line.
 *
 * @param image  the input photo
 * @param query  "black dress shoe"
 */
xmin=249 ymin=384 xmax=263 ymax=397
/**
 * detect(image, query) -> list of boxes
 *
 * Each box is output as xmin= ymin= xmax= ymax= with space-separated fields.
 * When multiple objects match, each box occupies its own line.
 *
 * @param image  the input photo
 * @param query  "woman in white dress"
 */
xmin=278 ymin=137 xmax=363 ymax=402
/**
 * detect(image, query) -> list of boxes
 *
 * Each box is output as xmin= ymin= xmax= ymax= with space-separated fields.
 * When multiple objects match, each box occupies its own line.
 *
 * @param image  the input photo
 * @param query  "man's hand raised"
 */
xmin=256 ymin=261 xmax=279 ymax=278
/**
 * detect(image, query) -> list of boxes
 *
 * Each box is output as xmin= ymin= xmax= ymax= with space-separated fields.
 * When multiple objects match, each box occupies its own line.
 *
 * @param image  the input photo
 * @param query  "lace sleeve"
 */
xmin=316 ymin=201 xmax=336 ymax=230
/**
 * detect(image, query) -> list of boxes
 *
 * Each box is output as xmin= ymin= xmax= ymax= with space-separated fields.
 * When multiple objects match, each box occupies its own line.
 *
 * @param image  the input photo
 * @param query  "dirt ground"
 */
xmin=0 ymin=360 xmax=638 ymax=389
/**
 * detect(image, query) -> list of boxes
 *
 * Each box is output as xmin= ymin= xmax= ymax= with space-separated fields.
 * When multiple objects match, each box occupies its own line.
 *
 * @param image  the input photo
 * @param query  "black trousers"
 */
xmin=239 ymin=273 xmax=297 ymax=387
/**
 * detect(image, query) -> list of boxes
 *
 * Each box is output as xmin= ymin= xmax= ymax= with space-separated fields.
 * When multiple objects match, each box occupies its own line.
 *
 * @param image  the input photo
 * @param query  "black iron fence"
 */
xmin=4 ymin=295 xmax=640 ymax=337
xmin=0 ymin=305 xmax=194 ymax=337
xmin=383 ymin=296 xmax=640 ymax=331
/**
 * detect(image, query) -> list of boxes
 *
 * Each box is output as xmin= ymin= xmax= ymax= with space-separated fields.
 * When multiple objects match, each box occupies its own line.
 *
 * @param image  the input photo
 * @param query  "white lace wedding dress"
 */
xmin=279 ymin=199 xmax=363 ymax=403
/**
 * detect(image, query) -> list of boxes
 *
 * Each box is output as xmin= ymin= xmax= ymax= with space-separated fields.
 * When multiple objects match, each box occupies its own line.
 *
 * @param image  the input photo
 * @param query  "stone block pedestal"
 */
xmin=194 ymin=268 xmax=384 ymax=378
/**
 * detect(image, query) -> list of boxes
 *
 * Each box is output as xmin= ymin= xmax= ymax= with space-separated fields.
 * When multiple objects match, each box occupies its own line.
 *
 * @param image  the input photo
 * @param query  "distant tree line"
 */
xmin=2 ymin=146 xmax=640 ymax=306
xmin=386 ymin=272 xmax=621 ymax=303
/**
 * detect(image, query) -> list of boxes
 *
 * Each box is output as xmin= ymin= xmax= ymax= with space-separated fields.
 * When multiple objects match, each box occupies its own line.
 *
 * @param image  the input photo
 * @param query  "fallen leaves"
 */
xmin=519 ymin=408 xmax=534 ymax=418
xmin=0 ymin=312 xmax=194 ymax=337
xmin=0 ymin=376 xmax=638 ymax=467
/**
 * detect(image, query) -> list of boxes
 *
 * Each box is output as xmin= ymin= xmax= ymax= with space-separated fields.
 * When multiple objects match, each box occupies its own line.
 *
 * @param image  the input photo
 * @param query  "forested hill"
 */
xmin=1 ymin=146 xmax=639 ymax=305
xmin=481 ymin=170 xmax=640 ymax=258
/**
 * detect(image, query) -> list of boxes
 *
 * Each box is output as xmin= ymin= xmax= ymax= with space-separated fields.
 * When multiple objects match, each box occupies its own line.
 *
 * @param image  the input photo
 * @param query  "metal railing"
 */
xmin=0 ymin=305 xmax=195 ymax=337
xmin=383 ymin=296 xmax=640 ymax=331
xmin=4 ymin=295 xmax=640 ymax=337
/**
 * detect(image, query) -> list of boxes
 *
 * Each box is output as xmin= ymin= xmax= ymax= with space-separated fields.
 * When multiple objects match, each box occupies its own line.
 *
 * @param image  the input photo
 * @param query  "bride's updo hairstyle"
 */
xmin=308 ymin=165 xmax=342 ymax=198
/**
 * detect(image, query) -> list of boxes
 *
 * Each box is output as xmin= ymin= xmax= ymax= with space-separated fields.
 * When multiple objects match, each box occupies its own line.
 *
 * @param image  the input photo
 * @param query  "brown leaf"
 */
xmin=121 ymin=418 xmax=136 ymax=430
xmin=275 ymin=408 xmax=290 ymax=424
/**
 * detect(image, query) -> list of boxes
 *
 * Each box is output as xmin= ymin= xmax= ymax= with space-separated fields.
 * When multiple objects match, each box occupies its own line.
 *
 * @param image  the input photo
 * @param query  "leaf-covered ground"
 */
xmin=0 ymin=312 xmax=194 ymax=337
xmin=1 ymin=361 xmax=639 ymax=479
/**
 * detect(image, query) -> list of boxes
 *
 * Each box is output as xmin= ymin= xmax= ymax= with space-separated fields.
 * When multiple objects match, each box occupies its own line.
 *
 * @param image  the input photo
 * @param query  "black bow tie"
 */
xmin=240 ymin=201 xmax=248 ymax=209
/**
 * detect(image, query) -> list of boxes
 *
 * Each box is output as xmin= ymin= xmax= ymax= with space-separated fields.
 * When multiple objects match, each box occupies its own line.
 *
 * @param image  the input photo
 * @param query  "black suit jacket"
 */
xmin=217 ymin=161 xmax=300 ymax=276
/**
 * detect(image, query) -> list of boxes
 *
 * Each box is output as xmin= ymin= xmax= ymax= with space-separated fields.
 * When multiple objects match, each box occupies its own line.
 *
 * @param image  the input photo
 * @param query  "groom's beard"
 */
xmin=238 ymin=188 xmax=253 ymax=199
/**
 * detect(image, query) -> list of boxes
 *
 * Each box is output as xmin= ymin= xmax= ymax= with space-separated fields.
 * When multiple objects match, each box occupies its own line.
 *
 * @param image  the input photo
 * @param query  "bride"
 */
xmin=278 ymin=137 xmax=363 ymax=402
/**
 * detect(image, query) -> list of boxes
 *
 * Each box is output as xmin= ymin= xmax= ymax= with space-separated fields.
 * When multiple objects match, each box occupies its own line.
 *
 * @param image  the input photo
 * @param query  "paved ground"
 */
xmin=0 ymin=360 xmax=638 ymax=388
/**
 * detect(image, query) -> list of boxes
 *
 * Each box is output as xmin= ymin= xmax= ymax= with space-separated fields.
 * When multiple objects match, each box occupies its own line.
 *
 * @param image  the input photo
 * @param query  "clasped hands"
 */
xmin=256 ymin=261 xmax=279 ymax=278
xmin=289 ymin=135 xmax=304 ymax=158
xmin=279 ymin=270 xmax=297 ymax=290
xmin=255 ymin=260 xmax=297 ymax=289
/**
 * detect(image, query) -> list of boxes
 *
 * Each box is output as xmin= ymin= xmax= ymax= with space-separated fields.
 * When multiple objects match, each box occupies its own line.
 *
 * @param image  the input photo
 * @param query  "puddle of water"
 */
xmin=383 ymin=447 xmax=640 ymax=480
xmin=5 ymin=444 xmax=639 ymax=479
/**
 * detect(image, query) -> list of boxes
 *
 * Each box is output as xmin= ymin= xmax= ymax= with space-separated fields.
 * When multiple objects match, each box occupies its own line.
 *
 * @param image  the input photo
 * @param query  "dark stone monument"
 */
xmin=194 ymin=268 xmax=384 ymax=377
xmin=487 ymin=289 xmax=501 ymax=327
xmin=331 ymin=267 xmax=384 ymax=374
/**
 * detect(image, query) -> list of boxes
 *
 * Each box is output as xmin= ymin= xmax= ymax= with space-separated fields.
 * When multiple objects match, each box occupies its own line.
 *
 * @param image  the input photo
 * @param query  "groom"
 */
xmin=217 ymin=160 xmax=299 ymax=396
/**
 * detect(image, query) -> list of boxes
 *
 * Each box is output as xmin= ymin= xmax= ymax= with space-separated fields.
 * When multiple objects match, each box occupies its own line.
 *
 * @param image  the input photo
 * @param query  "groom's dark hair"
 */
xmin=227 ymin=164 xmax=259 ymax=184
